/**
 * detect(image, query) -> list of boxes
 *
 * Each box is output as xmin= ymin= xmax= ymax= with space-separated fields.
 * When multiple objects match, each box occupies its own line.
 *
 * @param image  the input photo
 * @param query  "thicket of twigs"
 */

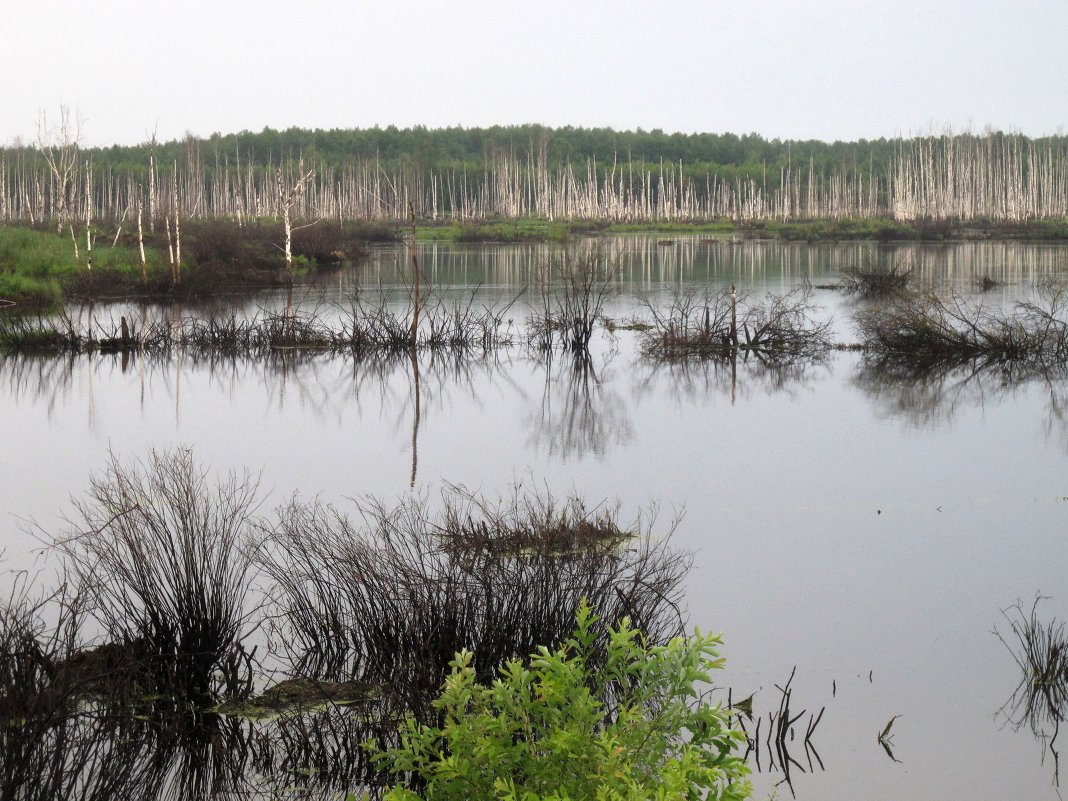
xmin=638 ymin=286 xmax=833 ymax=362
xmin=1 ymin=450 xmax=694 ymax=799
xmin=527 ymin=245 xmax=620 ymax=353
xmin=256 ymin=487 xmax=688 ymax=716
xmin=52 ymin=449 xmax=259 ymax=701
xmin=0 ymin=291 xmax=519 ymax=356
xmin=853 ymin=281 xmax=1068 ymax=369
xmin=840 ymin=261 xmax=913 ymax=297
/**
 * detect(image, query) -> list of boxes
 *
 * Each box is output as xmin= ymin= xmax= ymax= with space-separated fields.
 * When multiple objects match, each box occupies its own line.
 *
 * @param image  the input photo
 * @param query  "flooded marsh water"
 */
xmin=2 ymin=236 xmax=1067 ymax=800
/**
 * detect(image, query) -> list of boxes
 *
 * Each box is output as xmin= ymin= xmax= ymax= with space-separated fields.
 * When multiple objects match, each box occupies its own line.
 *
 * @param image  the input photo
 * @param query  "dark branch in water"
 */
xmin=853 ymin=280 xmax=1068 ymax=370
xmin=995 ymin=595 xmax=1068 ymax=788
xmin=637 ymin=285 xmax=833 ymax=363
xmin=730 ymin=667 xmax=826 ymax=797
xmin=256 ymin=484 xmax=689 ymax=718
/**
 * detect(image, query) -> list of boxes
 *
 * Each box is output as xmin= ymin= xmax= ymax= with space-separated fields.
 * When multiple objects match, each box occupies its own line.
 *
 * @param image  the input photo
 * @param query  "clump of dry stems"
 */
xmin=256 ymin=485 xmax=688 ymax=716
xmin=639 ymin=285 xmax=832 ymax=361
xmin=52 ymin=449 xmax=259 ymax=700
xmin=527 ymin=245 xmax=620 ymax=353
xmin=854 ymin=281 xmax=1068 ymax=369
xmin=840 ymin=261 xmax=913 ymax=297
xmin=0 ymin=291 xmax=518 ymax=356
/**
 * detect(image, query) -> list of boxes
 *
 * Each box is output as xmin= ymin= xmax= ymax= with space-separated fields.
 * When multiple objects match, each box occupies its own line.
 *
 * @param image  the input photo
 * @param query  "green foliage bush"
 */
xmin=377 ymin=601 xmax=750 ymax=801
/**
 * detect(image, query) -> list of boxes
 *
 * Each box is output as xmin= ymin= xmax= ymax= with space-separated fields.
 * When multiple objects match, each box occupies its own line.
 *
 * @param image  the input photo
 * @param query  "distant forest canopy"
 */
xmin=42 ymin=124 xmax=1068 ymax=180
xmin=3 ymin=124 xmax=1068 ymax=223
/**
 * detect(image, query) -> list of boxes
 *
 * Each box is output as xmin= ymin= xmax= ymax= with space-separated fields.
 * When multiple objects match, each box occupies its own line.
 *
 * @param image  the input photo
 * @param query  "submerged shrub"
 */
xmin=378 ymin=601 xmax=750 ymax=801
xmin=853 ymin=282 xmax=1068 ymax=369
xmin=257 ymin=487 xmax=689 ymax=711
xmin=54 ymin=448 xmax=259 ymax=699
xmin=638 ymin=285 xmax=832 ymax=362
xmin=840 ymin=262 xmax=913 ymax=297
xmin=528 ymin=244 xmax=621 ymax=353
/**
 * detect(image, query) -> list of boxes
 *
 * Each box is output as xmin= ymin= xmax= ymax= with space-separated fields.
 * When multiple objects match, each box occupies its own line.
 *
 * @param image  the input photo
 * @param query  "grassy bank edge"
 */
xmin=4 ymin=215 xmax=1068 ymax=307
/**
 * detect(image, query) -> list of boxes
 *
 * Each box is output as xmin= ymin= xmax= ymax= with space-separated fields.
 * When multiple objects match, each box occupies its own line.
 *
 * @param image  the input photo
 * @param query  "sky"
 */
xmin=2 ymin=0 xmax=1066 ymax=148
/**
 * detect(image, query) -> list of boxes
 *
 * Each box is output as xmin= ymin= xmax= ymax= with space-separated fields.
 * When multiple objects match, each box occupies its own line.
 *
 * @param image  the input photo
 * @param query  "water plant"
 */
xmin=376 ymin=601 xmax=750 ymax=801
xmin=257 ymin=486 xmax=689 ymax=714
xmin=995 ymin=596 xmax=1068 ymax=786
xmin=853 ymin=281 xmax=1068 ymax=369
xmin=639 ymin=286 xmax=832 ymax=362
xmin=52 ymin=448 xmax=259 ymax=700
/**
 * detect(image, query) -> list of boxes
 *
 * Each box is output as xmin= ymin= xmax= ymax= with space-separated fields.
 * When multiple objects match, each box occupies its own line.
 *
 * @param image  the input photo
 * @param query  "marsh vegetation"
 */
xmin=2 ymin=235 xmax=1067 ymax=801
xmin=1 ymin=449 xmax=711 ymax=799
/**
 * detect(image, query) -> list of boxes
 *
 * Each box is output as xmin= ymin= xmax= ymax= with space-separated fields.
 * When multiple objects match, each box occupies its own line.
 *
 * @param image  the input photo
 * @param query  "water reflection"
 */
xmin=2 ymin=694 xmax=381 ymax=801
xmin=854 ymin=355 xmax=1068 ymax=435
xmin=389 ymin=238 xmax=1068 ymax=294
xmin=526 ymin=349 xmax=634 ymax=459
xmin=730 ymin=669 xmax=826 ymax=799
xmin=635 ymin=350 xmax=829 ymax=407
xmin=996 ymin=597 xmax=1068 ymax=788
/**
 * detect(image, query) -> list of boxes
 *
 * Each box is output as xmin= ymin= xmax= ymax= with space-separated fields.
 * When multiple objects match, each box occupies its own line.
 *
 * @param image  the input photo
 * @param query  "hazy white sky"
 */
xmin=3 ymin=0 xmax=1066 ymax=147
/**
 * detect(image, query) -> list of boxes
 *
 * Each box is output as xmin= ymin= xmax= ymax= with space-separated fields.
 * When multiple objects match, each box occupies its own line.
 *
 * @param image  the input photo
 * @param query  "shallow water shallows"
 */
xmin=2 ymin=236 xmax=1067 ymax=801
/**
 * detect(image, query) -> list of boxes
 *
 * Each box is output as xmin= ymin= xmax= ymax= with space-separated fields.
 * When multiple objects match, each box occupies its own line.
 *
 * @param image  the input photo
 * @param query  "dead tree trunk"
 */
xmin=275 ymin=163 xmax=317 ymax=273
xmin=408 ymin=201 xmax=420 ymax=344
xmin=37 ymin=106 xmax=80 ymax=233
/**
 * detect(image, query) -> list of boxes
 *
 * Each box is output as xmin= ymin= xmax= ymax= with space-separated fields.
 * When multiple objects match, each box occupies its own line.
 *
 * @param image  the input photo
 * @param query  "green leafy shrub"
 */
xmin=377 ymin=601 xmax=750 ymax=801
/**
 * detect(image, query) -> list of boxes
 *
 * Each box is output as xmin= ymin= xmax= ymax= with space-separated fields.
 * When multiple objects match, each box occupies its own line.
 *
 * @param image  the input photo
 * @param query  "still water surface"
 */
xmin=2 ymin=236 xmax=1067 ymax=800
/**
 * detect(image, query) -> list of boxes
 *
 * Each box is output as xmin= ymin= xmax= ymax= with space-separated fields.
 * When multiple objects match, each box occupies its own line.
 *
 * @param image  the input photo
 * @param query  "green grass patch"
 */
xmin=0 ymin=273 xmax=63 ymax=307
xmin=606 ymin=219 xmax=737 ymax=234
xmin=742 ymin=216 xmax=1068 ymax=242
xmin=416 ymin=218 xmax=577 ymax=242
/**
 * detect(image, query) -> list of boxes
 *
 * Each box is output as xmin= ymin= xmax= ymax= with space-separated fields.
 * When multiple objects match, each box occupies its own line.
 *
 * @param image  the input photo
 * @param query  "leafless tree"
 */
xmin=35 ymin=106 xmax=81 ymax=233
xmin=275 ymin=162 xmax=317 ymax=273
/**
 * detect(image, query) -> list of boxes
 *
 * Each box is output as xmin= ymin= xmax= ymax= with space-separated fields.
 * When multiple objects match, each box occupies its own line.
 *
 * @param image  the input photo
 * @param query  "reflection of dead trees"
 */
xmin=854 ymin=352 xmax=1068 ymax=429
xmin=729 ymin=668 xmax=825 ymax=797
xmin=995 ymin=596 xmax=1068 ymax=787
xmin=528 ymin=351 xmax=633 ymax=459
xmin=635 ymin=340 xmax=825 ymax=411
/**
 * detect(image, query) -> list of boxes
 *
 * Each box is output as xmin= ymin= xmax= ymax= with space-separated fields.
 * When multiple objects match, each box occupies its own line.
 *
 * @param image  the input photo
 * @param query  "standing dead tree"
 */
xmin=35 ymin=107 xmax=81 ymax=233
xmin=276 ymin=163 xmax=317 ymax=274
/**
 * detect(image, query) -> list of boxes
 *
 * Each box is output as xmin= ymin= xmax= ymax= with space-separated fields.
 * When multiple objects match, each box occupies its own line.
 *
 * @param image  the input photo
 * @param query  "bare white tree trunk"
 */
xmin=275 ymin=163 xmax=316 ymax=272
xmin=165 ymin=215 xmax=175 ymax=275
xmin=84 ymin=159 xmax=93 ymax=272
xmin=137 ymin=199 xmax=147 ymax=282
xmin=37 ymin=106 xmax=81 ymax=232
xmin=172 ymin=162 xmax=181 ymax=281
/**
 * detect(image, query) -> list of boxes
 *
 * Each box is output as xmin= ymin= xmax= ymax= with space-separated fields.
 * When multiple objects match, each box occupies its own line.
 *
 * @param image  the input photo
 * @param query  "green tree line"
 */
xmin=13 ymin=124 xmax=1067 ymax=187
